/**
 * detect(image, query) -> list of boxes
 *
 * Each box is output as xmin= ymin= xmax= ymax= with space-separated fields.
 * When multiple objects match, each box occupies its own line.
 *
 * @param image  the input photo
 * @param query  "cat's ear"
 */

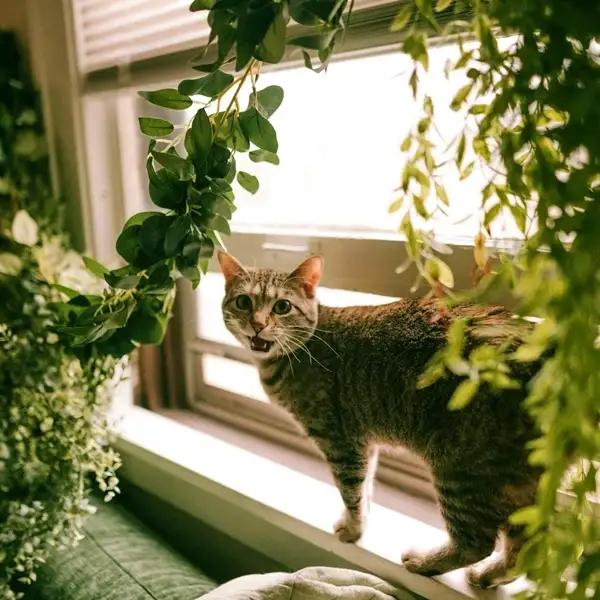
xmin=217 ymin=251 xmax=247 ymax=288
xmin=289 ymin=255 xmax=323 ymax=298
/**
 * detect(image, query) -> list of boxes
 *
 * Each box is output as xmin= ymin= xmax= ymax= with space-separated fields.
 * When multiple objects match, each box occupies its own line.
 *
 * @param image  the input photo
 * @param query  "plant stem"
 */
xmin=214 ymin=59 xmax=257 ymax=138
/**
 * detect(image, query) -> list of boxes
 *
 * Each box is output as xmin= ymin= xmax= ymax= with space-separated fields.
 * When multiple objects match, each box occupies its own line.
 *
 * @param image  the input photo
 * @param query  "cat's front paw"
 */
xmin=333 ymin=510 xmax=364 ymax=543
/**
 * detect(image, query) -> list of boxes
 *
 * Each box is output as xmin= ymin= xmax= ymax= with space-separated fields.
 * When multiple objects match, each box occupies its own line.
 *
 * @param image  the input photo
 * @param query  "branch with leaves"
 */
xmin=55 ymin=1 xmax=600 ymax=598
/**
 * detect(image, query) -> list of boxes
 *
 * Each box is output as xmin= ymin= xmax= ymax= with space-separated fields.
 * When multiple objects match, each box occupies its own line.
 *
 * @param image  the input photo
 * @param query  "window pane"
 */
xmin=184 ymin=37 xmax=524 ymax=240
xmin=202 ymin=355 xmax=268 ymax=403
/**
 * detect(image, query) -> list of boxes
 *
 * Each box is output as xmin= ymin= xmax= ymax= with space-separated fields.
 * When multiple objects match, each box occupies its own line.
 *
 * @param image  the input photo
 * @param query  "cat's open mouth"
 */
xmin=249 ymin=336 xmax=274 ymax=353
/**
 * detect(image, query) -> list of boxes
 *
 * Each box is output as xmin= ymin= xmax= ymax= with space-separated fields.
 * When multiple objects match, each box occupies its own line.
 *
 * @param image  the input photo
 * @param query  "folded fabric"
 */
xmin=197 ymin=566 xmax=418 ymax=600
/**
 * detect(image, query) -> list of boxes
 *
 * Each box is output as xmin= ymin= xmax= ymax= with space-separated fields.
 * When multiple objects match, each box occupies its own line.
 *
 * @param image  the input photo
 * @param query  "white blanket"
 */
xmin=199 ymin=566 xmax=418 ymax=600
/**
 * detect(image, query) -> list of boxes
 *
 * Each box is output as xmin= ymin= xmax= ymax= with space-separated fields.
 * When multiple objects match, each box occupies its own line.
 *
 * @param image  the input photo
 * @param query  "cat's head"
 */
xmin=217 ymin=252 xmax=323 ymax=360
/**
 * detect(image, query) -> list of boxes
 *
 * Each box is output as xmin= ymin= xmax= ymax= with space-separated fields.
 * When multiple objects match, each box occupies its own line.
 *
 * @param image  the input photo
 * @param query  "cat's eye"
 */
xmin=235 ymin=294 xmax=253 ymax=311
xmin=272 ymin=299 xmax=292 ymax=315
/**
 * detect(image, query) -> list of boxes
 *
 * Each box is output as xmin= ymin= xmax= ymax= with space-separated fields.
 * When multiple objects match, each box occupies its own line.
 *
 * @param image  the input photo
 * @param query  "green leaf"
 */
xmin=191 ymin=109 xmax=213 ymax=165
xmin=428 ymin=257 xmax=454 ymax=288
xmin=509 ymin=204 xmax=527 ymax=234
xmin=11 ymin=210 xmax=39 ymax=245
xmin=512 ymin=344 xmax=546 ymax=363
xmin=289 ymin=0 xmax=323 ymax=25
xmin=456 ymin=134 xmax=466 ymax=168
xmin=388 ymin=197 xmax=405 ymax=214
xmin=209 ymin=214 xmax=231 ymax=235
xmin=400 ymin=135 xmax=412 ymax=152
xmin=577 ymin=550 xmax=600 ymax=583
xmin=139 ymin=214 xmax=174 ymax=259
xmin=249 ymin=149 xmax=280 ymax=165
xmin=249 ymin=85 xmax=284 ymax=119
xmin=239 ymin=108 xmax=278 ymax=153
xmin=179 ymin=264 xmax=201 ymax=288
xmin=190 ymin=0 xmax=215 ymax=10
xmin=459 ymin=160 xmax=475 ymax=180
xmin=484 ymin=202 xmax=503 ymax=227
xmin=123 ymin=211 xmax=163 ymax=229
xmin=218 ymin=114 xmax=250 ymax=152
xmin=164 ymin=215 xmax=191 ymax=257
xmin=256 ymin=7 xmax=287 ymax=63
xmin=391 ymin=5 xmax=412 ymax=31
xmin=448 ymin=379 xmax=479 ymax=410
xmin=237 ymin=171 xmax=260 ymax=194
xmin=53 ymin=283 xmax=79 ymax=299
xmin=138 ymin=89 xmax=193 ymax=110
xmin=0 ymin=252 xmax=23 ymax=276
xmin=287 ymin=30 xmax=337 ymax=51
xmin=83 ymin=256 xmax=109 ymax=277
xmin=435 ymin=0 xmax=453 ymax=11
xmin=116 ymin=225 xmax=141 ymax=264
xmin=151 ymin=150 xmax=195 ymax=180
xmin=178 ymin=70 xmax=234 ymax=97
xmin=450 ymin=83 xmax=473 ymax=111
xmin=435 ymin=182 xmax=449 ymax=206
xmin=104 ymin=272 xmax=141 ymax=290
xmin=138 ymin=117 xmax=174 ymax=137
xmin=127 ymin=309 xmax=167 ymax=345
xmin=509 ymin=505 xmax=540 ymax=526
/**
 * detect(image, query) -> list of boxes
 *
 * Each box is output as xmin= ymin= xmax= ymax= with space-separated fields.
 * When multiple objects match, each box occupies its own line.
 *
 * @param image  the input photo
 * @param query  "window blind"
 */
xmin=72 ymin=0 xmax=210 ymax=74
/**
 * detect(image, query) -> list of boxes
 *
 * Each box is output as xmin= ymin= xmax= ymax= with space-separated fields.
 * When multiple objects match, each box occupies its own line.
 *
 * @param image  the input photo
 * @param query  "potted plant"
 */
xmin=0 ymin=32 xmax=121 ymax=598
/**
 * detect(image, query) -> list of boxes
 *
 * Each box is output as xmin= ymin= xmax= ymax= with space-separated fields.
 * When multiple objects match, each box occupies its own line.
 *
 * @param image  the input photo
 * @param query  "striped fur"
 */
xmin=219 ymin=254 xmax=542 ymax=588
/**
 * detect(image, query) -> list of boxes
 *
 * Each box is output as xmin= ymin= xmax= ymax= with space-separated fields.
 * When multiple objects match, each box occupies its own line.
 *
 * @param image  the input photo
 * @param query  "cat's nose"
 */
xmin=251 ymin=322 xmax=265 ymax=334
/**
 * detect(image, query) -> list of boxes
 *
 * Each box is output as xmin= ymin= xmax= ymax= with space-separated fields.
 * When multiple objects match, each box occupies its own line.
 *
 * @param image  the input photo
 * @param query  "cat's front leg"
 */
xmin=320 ymin=442 xmax=379 ymax=544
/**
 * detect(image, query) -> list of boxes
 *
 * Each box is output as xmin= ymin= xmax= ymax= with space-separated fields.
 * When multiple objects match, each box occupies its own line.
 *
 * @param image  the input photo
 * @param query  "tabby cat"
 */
xmin=218 ymin=251 xmax=542 ymax=588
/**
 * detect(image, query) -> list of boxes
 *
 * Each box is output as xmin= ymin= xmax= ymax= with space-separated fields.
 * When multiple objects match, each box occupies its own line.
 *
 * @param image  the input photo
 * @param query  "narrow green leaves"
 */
xmin=138 ymin=117 xmax=174 ymax=137
xmin=190 ymin=0 xmax=215 ymax=10
xmin=249 ymin=85 xmax=284 ymax=118
xmin=191 ymin=108 xmax=214 ymax=164
xmin=256 ymin=7 xmax=287 ymax=63
xmin=138 ymin=89 xmax=193 ymax=110
xmin=237 ymin=171 xmax=259 ymax=193
xmin=82 ymin=256 xmax=109 ymax=278
xmin=249 ymin=149 xmax=279 ymax=165
xmin=391 ymin=5 xmax=412 ymax=31
xmin=448 ymin=379 xmax=479 ymax=410
xmin=239 ymin=108 xmax=278 ymax=153
xmin=151 ymin=150 xmax=195 ymax=180
xmin=178 ymin=70 xmax=234 ymax=97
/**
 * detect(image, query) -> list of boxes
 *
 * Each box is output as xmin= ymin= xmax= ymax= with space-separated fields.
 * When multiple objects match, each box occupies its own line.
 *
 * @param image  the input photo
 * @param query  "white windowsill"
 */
xmin=114 ymin=406 xmax=528 ymax=600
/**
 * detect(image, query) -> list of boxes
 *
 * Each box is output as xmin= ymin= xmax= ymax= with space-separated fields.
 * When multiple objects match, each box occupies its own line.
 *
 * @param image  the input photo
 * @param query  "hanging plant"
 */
xmin=56 ymin=1 xmax=600 ymax=598
xmin=0 ymin=32 xmax=121 ymax=598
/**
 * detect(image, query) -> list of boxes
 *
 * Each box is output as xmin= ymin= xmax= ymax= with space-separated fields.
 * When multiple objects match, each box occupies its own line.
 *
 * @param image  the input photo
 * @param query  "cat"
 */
xmin=217 ymin=251 xmax=543 ymax=589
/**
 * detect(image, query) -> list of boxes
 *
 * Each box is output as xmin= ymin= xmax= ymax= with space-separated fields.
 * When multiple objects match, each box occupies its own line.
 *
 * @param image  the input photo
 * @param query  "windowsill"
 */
xmin=114 ymin=406 xmax=528 ymax=600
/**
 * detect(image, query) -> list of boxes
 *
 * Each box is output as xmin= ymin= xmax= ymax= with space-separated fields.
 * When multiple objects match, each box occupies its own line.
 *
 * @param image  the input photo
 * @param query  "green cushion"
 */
xmin=24 ymin=499 xmax=217 ymax=600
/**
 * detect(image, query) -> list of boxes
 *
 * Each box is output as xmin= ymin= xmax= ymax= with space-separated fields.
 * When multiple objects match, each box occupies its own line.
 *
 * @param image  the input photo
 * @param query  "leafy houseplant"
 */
xmin=0 ymin=33 xmax=121 ymax=598
xmin=52 ymin=1 xmax=599 ymax=599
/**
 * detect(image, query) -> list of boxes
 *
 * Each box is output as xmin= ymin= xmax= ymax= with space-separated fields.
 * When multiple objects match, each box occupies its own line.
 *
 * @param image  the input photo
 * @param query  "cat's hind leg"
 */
xmin=466 ymin=525 xmax=524 ymax=588
xmin=401 ymin=477 xmax=500 ymax=576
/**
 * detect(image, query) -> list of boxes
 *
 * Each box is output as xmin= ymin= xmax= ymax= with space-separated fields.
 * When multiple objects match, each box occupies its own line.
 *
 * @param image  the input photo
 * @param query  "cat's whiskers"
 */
xmin=286 ymin=327 xmax=341 ymax=359
xmin=274 ymin=337 xmax=297 ymax=377
xmin=284 ymin=333 xmax=332 ymax=373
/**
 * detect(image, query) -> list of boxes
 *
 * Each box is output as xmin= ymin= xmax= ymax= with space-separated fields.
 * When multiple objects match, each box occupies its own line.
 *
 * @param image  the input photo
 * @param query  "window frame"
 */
xmin=65 ymin=0 xmax=516 ymax=501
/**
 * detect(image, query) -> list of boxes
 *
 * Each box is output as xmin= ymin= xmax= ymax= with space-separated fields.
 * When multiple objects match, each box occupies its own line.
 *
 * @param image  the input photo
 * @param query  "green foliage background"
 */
xmin=0 ymin=33 xmax=121 ymax=598
xmin=53 ymin=0 xmax=600 ymax=597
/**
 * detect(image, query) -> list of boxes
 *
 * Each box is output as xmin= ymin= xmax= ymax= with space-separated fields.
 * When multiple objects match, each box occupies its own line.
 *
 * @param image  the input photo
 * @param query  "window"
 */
xmin=68 ymin=0 xmax=516 ymax=502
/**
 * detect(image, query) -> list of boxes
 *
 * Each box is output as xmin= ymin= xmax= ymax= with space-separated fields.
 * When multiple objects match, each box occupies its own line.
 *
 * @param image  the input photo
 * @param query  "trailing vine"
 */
xmin=56 ymin=0 xmax=600 ymax=597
